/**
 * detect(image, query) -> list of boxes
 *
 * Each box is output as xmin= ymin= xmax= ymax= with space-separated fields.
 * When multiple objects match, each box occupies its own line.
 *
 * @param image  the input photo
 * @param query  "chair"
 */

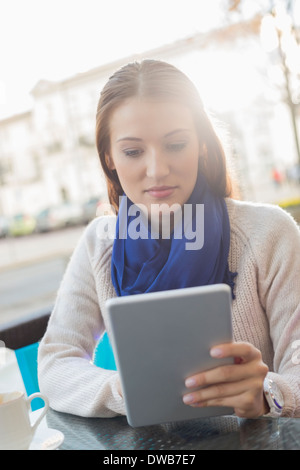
xmin=15 ymin=343 xmax=43 ymax=411
xmin=0 ymin=309 xmax=51 ymax=350
xmin=0 ymin=309 xmax=51 ymax=411
xmin=0 ymin=309 xmax=116 ymax=411
xmin=93 ymin=332 xmax=117 ymax=370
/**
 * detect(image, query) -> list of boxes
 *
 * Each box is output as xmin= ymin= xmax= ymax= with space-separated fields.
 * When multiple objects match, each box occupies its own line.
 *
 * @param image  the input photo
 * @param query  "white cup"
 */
xmin=0 ymin=391 xmax=49 ymax=450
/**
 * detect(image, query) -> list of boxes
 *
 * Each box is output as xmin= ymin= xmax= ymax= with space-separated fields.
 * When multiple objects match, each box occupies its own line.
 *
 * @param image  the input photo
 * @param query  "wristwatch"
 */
xmin=263 ymin=378 xmax=284 ymax=416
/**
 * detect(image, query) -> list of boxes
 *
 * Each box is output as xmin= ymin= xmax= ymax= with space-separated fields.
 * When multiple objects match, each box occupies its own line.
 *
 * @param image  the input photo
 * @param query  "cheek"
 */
xmin=180 ymin=140 xmax=199 ymax=168
xmin=114 ymin=155 xmax=146 ymax=184
xmin=114 ymin=162 xmax=142 ymax=198
xmin=179 ymin=152 xmax=199 ymax=192
xmin=113 ymin=158 xmax=132 ymax=180
xmin=178 ymin=151 xmax=199 ymax=177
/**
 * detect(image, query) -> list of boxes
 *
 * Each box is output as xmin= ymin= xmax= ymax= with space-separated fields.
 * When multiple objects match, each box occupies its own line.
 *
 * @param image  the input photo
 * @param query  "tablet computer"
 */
xmin=106 ymin=283 xmax=234 ymax=427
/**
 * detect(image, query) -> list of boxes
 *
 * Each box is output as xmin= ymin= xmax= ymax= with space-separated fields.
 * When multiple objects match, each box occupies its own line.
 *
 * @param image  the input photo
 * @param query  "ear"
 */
xmin=105 ymin=153 xmax=115 ymax=171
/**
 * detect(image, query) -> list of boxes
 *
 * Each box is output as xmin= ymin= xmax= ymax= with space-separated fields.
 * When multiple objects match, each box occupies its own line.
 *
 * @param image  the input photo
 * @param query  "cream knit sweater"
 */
xmin=38 ymin=198 xmax=300 ymax=418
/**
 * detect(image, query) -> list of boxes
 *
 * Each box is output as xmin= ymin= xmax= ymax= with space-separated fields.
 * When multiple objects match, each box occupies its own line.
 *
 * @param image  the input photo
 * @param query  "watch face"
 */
xmin=269 ymin=380 xmax=284 ymax=409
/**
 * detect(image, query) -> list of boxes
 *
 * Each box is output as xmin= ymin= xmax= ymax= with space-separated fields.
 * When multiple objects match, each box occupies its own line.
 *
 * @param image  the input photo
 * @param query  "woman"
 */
xmin=38 ymin=59 xmax=300 ymax=419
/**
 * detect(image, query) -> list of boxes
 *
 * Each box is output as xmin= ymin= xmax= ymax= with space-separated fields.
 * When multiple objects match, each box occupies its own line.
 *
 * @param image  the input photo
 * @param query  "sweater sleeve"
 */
xmin=37 ymin=221 xmax=126 ymax=418
xmin=255 ymin=206 xmax=300 ymax=417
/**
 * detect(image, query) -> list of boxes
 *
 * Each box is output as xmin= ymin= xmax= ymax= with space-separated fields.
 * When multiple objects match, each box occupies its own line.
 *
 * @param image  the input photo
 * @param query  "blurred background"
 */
xmin=0 ymin=0 xmax=299 ymax=325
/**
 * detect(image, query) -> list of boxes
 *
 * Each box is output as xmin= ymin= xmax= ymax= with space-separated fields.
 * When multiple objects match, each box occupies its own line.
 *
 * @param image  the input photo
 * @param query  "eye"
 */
xmin=123 ymin=148 xmax=144 ymax=157
xmin=165 ymin=142 xmax=187 ymax=152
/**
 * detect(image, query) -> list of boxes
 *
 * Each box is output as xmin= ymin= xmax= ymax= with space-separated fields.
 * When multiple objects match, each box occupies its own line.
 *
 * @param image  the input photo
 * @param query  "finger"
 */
xmin=185 ymin=361 xmax=268 ymax=389
xmin=189 ymin=392 xmax=264 ymax=419
xmin=210 ymin=342 xmax=262 ymax=363
xmin=183 ymin=386 xmax=265 ymax=418
xmin=183 ymin=377 xmax=261 ymax=406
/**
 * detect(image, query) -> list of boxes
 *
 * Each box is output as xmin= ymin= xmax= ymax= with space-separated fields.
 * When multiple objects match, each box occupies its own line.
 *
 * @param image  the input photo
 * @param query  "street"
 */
xmin=0 ymin=226 xmax=86 ymax=325
xmin=0 ymin=225 xmax=85 ymax=271
xmin=0 ymin=256 xmax=68 ymax=324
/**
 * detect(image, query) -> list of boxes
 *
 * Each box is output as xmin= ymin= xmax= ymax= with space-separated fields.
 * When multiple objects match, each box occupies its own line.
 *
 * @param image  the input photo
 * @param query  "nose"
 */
xmin=145 ymin=149 xmax=170 ymax=179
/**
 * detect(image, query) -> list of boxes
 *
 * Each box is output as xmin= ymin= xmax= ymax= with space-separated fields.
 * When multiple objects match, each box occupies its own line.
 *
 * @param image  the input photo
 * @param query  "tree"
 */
xmin=227 ymin=0 xmax=300 ymax=166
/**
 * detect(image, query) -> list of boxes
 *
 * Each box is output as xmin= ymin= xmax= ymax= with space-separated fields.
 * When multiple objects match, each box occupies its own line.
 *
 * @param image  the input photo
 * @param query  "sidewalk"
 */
xmin=1 ymin=182 xmax=300 ymax=273
xmin=0 ymin=225 xmax=85 ymax=272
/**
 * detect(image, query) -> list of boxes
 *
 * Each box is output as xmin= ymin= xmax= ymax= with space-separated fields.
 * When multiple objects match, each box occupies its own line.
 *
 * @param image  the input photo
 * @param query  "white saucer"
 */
xmin=29 ymin=427 xmax=64 ymax=450
xmin=29 ymin=408 xmax=64 ymax=450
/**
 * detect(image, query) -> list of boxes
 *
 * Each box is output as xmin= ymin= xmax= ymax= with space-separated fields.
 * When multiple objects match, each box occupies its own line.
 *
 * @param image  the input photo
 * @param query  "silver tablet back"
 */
xmin=106 ymin=284 xmax=234 ymax=427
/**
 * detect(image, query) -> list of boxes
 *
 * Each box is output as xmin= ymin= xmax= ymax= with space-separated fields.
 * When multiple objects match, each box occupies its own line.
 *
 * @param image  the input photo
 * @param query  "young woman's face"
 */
xmin=108 ymin=98 xmax=201 ymax=215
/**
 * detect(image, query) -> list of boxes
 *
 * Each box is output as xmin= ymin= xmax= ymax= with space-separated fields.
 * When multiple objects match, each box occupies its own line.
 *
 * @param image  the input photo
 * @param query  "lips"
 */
xmin=145 ymin=186 xmax=177 ymax=199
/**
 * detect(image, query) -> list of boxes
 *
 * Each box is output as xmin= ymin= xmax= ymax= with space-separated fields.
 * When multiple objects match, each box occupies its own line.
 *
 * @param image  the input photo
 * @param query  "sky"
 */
xmin=0 ymin=0 xmax=231 ymax=119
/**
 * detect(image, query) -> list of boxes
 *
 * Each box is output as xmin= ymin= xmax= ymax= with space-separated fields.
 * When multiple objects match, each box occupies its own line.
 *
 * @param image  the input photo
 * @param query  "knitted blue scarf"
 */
xmin=111 ymin=171 xmax=236 ymax=298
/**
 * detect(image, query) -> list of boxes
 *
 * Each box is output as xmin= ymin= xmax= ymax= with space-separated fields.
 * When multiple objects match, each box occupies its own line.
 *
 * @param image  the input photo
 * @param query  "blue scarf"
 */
xmin=111 ymin=171 xmax=237 ymax=298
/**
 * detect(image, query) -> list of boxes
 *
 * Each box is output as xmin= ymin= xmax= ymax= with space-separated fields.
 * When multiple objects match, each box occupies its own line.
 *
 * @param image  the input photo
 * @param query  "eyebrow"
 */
xmin=116 ymin=128 xmax=191 ymax=143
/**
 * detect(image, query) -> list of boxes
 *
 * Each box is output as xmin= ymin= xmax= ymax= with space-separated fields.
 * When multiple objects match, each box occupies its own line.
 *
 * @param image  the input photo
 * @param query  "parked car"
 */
xmin=35 ymin=202 xmax=84 ymax=232
xmin=279 ymin=198 xmax=300 ymax=224
xmin=81 ymin=197 xmax=102 ymax=224
xmin=35 ymin=207 xmax=61 ymax=232
xmin=52 ymin=202 xmax=84 ymax=227
xmin=0 ymin=216 xmax=9 ymax=238
xmin=9 ymin=214 xmax=36 ymax=237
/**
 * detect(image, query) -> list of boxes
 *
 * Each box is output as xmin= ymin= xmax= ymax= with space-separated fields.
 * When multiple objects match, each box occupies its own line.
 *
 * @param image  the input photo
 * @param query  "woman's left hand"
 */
xmin=183 ymin=342 xmax=269 ymax=418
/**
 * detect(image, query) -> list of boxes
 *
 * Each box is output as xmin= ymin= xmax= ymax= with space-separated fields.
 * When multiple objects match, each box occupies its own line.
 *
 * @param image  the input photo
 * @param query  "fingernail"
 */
xmin=185 ymin=378 xmax=197 ymax=388
xmin=183 ymin=394 xmax=194 ymax=404
xmin=210 ymin=347 xmax=222 ymax=358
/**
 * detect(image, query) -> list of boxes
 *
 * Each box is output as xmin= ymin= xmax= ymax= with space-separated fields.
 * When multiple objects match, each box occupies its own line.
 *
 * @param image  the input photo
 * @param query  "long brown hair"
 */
xmin=95 ymin=59 xmax=233 ymax=213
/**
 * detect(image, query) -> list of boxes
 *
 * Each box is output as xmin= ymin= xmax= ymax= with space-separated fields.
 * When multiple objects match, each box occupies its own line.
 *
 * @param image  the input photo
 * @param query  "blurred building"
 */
xmin=0 ymin=17 xmax=299 ymax=218
xmin=0 ymin=111 xmax=42 ymax=216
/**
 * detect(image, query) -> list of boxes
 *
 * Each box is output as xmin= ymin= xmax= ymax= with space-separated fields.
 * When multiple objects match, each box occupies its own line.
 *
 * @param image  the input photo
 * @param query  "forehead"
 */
xmin=109 ymin=98 xmax=196 ymax=140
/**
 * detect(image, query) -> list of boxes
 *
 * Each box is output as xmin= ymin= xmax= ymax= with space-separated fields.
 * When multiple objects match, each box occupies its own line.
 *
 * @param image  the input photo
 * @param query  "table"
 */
xmin=2 ymin=347 xmax=300 ymax=451
xmin=45 ymin=408 xmax=300 ymax=451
